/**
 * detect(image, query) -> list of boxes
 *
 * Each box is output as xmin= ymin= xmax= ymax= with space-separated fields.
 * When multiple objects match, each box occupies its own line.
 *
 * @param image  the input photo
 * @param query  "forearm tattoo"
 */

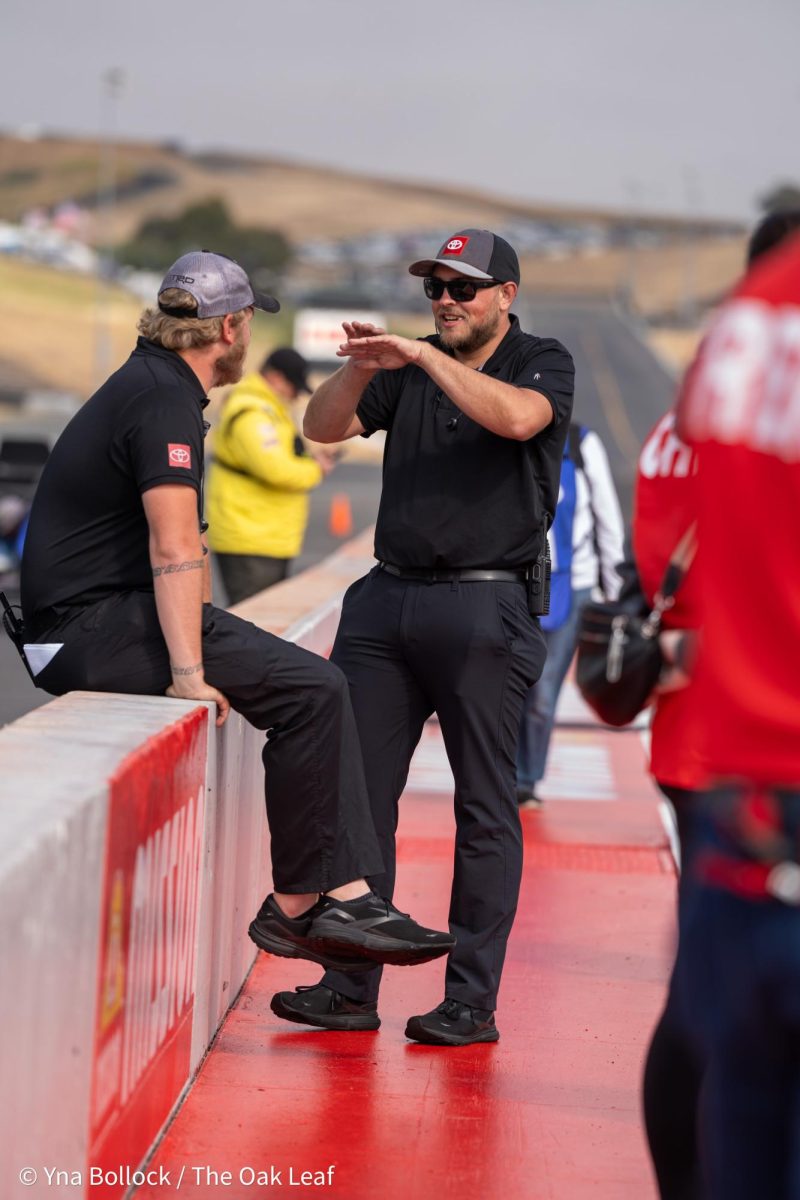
xmin=152 ymin=558 xmax=205 ymax=577
xmin=170 ymin=661 xmax=204 ymax=676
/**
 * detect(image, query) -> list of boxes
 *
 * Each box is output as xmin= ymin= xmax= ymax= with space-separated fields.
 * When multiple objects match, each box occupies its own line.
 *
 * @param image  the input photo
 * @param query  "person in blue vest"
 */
xmin=516 ymin=423 xmax=624 ymax=807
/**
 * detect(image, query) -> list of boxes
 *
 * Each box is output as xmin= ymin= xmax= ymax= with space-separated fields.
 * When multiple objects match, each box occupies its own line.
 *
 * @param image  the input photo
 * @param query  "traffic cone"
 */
xmin=329 ymin=492 xmax=354 ymax=538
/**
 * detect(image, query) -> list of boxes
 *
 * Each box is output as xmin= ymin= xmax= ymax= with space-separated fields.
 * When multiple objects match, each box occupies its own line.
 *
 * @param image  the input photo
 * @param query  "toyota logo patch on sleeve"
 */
xmin=168 ymin=444 xmax=192 ymax=468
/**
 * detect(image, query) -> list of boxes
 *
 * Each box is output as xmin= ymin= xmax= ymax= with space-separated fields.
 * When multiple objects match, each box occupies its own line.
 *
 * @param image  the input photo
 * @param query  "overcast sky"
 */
xmin=3 ymin=0 xmax=798 ymax=222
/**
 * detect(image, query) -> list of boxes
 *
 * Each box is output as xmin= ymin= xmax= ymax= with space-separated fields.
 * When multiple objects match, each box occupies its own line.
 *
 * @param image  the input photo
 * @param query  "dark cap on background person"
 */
xmin=408 ymin=229 xmax=520 ymax=284
xmin=747 ymin=210 xmax=800 ymax=266
xmin=158 ymin=250 xmax=280 ymax=317
xmin=263 ymin=347 xmax=312 ymax=394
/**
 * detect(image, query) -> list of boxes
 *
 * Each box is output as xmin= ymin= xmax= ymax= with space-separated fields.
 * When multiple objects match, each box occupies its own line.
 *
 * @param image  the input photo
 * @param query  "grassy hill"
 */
xmin=0 ymin=132 xmax=741 ymax=244
xmin=0 ymin=132 xmax=748 ymax=394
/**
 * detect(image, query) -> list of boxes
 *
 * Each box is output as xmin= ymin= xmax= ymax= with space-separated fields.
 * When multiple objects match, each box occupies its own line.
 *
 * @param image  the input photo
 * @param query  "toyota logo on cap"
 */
xmin=444 ymin=237 xmax=469 ymax=255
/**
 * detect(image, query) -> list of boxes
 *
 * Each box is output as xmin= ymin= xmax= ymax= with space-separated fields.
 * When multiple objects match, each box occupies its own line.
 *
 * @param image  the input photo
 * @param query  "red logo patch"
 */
xmin=444 ymin=236 xmax=469 ymax=256
xmin=168 ymin=444 xmax=192 ymax=468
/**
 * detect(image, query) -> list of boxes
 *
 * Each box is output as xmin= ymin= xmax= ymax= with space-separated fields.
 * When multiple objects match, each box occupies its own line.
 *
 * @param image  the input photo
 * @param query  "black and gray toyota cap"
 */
xmin=408 ymin=229 xmax=520 ymax=284
xmin=158 ymin=250 xmax=280 ymax=317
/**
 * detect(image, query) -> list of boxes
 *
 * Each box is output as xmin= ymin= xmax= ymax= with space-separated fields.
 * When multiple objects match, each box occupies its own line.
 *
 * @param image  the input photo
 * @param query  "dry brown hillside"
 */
xmin=0 ymin=133 xmax=747 ymax=392
xmin=0 ymin=133 xmax=739 ymax=245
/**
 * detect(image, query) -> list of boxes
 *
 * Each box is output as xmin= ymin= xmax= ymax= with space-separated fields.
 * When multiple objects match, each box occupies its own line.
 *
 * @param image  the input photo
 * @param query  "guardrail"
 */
xmin=0 ymin=532 xmax=375 ymax=1199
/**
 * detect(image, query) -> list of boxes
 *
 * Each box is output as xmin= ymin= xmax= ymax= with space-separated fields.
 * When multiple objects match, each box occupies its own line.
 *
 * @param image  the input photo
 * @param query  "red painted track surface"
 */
xmin=138 ymin=718 xmax=673 ymax=1200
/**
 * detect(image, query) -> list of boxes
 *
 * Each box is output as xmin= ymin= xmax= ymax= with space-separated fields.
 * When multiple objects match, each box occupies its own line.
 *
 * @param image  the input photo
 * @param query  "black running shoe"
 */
xmin=516 ymin=786 xmax=543 ymax=810
xmin=248 ymin=894 xmax=373 ymax=972
xmin=405 ymin=999 xmax=499 ymax=1046
xmin=270 ymin=984 xmax=380 ymax=1031
xmin=308 ymin=892 xmax=455 ymax=966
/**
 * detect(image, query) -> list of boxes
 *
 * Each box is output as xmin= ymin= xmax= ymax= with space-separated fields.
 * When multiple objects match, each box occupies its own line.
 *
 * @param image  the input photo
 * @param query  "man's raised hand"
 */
xmin=342 ymin=320 xmax=385 ymax=340
xmin=338 ymin=332 xmax=424 ymax=372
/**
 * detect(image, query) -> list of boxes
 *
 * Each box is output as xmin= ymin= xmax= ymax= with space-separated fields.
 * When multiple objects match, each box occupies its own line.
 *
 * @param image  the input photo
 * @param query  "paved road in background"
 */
xmin=291 ymin=459 xmax=381 ymax=576
xmin=519 ymin=297 xmax=678 ymax=518
xmin=0 ymin=299 xmax=678 ymax=727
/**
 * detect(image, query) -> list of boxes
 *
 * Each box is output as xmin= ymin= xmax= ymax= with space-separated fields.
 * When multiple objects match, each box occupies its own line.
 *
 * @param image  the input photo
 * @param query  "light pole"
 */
xmin=93 ymin=68 xmax=125 ymax=387
xmin=623 ymin=180 xmax=642 ymax=315
xmin=681 ymin=167 xmax=701 ymax=328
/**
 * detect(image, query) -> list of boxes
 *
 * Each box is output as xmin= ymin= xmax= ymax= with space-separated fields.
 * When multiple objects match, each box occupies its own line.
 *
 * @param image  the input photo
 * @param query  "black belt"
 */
xmin=379 ymin=562 xmax=526 ymax=583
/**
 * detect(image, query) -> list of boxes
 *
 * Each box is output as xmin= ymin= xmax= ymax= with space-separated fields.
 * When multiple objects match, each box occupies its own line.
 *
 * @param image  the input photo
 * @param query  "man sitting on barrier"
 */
xmin=17 ymin=250 xmax=454 ymax=975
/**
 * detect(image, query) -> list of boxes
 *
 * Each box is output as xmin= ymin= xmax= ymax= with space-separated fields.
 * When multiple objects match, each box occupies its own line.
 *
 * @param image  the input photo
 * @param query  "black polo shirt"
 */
xmin=356 ymin=314 xmax=574 ymax=569
xmin=21 ymin=338 xmax=207 ymax=629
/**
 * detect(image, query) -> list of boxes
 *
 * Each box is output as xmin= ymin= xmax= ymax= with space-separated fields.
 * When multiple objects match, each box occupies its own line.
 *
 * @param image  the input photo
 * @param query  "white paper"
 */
xmin=23 ymin=643 xmax=64 ymax=675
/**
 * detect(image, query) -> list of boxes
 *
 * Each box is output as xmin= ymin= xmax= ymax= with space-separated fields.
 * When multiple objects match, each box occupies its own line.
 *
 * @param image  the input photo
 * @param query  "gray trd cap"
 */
xmin=408 ymin=229 xmax=520 ymax=284
xmin=158 ymin=250 xmax=280 ymax=317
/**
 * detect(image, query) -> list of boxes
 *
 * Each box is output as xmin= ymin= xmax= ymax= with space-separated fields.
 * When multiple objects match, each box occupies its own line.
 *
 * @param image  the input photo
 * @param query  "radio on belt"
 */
xmin=526 ymin=522 xmax=551 ymax=617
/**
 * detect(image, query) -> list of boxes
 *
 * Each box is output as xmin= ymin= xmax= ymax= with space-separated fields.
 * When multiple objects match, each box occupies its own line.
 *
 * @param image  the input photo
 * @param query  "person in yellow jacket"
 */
xmin=206 ymin=348 xmax=334 ymax=603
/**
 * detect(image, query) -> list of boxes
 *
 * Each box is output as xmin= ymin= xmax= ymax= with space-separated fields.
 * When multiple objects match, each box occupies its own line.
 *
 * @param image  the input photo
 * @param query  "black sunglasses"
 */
xmin=423 ymin=277 xmax=501 ymax=302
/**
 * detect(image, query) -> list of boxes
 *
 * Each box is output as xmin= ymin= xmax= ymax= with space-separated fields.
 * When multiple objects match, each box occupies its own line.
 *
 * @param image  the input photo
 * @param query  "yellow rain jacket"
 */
xmin=206 ymin=373 xmax=323 ymax=558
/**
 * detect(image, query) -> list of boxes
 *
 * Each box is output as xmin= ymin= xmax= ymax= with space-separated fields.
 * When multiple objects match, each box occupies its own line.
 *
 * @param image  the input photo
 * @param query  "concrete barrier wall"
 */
xmin=0 ymin=532 xmax=376 ymax=1199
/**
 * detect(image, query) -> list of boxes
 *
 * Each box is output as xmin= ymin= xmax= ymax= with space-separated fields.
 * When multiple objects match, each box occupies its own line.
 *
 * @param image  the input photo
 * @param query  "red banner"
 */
xmin=88 ymin=707 xmax=208 ymax=1196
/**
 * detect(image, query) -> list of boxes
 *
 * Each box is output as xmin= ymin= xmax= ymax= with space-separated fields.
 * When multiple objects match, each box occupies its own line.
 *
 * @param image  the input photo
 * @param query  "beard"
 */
xmin=435 ymin=305 xmax=502 ymax=357
xmin=212 ymin=327 xmax=248 ymax=387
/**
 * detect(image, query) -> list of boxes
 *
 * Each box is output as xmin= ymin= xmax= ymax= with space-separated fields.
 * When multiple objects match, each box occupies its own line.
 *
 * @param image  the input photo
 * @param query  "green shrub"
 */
xmin=120 ymin=198 xmax=292 ymax=275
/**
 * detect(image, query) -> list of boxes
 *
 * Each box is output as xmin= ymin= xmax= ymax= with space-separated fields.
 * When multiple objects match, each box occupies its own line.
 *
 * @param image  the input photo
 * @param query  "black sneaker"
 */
xmin=516 ymin=786 xmax=543 ymax=810
xmin=308 ymin=892 xmax=455 ymax=966
xmin=270 ymin=983 xmax=380 ymax=1031
xmin=405 ymin=999 xmax=500 ymax=1046
xmin=248 ymin=894 xmax=372 ymax=972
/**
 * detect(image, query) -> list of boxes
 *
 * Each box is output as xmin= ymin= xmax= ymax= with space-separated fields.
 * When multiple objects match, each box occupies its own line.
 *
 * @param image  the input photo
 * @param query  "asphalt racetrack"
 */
xmin=519 ymin=296 xmax=676 ymax=516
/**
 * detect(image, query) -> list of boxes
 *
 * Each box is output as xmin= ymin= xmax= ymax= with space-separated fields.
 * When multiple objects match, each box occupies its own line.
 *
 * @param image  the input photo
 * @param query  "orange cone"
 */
xmin=329 ymin=492 xmax=354 ymax=538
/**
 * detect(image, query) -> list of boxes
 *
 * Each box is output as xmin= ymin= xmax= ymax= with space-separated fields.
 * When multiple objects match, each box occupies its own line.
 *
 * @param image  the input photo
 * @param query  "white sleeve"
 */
xmin=581 ymin=430 xmax=625 ymax=599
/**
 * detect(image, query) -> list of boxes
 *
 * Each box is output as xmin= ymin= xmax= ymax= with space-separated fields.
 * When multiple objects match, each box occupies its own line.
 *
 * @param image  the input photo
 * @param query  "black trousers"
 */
xmin=642 ymin=784 xmax=704 ymax=1200
xmin=32 ymin=590 xmax=383 ymax=894
xmin=216 ymin=552 xmax=290 ymax=606
xmin=322 ymin=567 xmax=546 ymax=1011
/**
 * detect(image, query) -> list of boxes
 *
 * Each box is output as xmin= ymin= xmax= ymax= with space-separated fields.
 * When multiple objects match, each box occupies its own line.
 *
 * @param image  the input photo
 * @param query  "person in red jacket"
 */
xmin=642 ymin=208 xmax=800 ymax=1200
xmin=673 ymin=223 xmax=800 ymax=1200
xmin=639 ymin=209 xmax=800 ymax=1200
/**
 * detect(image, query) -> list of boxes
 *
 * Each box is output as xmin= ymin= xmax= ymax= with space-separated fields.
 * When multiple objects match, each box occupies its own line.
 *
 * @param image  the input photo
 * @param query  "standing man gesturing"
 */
xmin=271 ymin=230 xmax=574 ymax=1044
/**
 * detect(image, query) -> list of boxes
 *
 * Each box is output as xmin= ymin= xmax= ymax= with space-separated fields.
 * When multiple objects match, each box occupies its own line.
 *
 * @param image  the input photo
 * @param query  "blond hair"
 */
xmin=137 ymin=288 xmax=249 ymax=351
